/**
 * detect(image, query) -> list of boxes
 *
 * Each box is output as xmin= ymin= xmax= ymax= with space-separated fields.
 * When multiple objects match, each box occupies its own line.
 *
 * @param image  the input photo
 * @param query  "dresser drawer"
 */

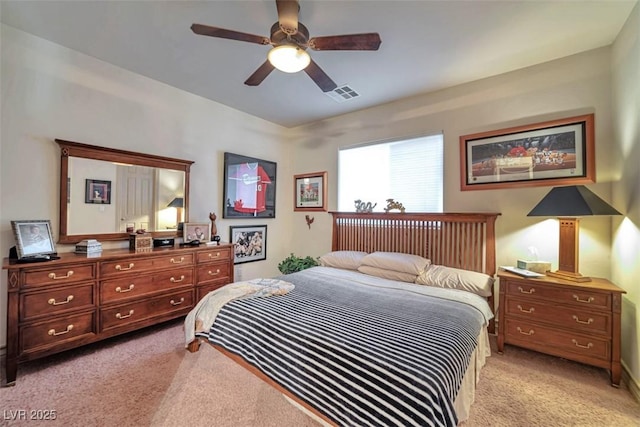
xmin=505 ymin=298 xmax=611 ymax=336
xmin=100 ymin=253 xmax=194 ymax=278
xmin=196 ymin=262 xmax=231 ymax=285
xmin=23 ymin=265 xmax=95 ymax=288
xmin=21 ymin=283 xmax=95 ymax=321
xmin=100 ymin=289 xmax=194 ymax=331
xmin=21 ymin=312 xmax=96 ymax=354
xmin=504 ymin=319 xmax=610 ymax=362
xmin=100 ymin=268 xmax=193 ymax=304
xmin=505 ymin=281 xmax=610 ymax=310
xmin=197 ymin=282 xmax=229 ymax=301
xmin=196 ymin=247 xmax=231 ymax=264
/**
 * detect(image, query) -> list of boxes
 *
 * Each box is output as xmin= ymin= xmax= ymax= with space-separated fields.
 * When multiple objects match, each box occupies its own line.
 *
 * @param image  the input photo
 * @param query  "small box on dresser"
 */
xmin=497 ymin=271 xmax=625 ymax=386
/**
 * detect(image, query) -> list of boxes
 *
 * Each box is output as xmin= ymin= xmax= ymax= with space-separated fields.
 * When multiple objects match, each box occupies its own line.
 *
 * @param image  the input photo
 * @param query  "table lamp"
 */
xmin=527 ymin=185 xmax=621 ymax=282
xmin=167 ymin=197 xmax=184 ymax=228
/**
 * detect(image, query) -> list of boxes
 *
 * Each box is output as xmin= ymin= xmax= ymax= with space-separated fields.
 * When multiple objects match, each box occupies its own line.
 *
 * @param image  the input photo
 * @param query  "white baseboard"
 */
xmin=622 ymin=362 xmax=640 ymax=403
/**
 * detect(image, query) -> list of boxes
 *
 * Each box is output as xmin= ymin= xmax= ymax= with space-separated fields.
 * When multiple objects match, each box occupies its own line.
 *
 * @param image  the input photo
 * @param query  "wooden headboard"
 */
xmin=330 ymin=212 xmax=500 ymax=332
xmin=330 ymin=212 xmax=500 ymax=276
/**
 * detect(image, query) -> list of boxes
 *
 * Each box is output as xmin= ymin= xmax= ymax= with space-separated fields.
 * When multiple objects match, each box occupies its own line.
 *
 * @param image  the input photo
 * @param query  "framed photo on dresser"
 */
xmin=10 ymin=219 xmax=56 ymax=259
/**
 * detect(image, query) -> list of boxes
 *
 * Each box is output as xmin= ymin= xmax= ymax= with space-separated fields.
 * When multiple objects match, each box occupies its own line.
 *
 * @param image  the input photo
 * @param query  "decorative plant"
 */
xmin=278 ymin=253 xmax=319 ymax=274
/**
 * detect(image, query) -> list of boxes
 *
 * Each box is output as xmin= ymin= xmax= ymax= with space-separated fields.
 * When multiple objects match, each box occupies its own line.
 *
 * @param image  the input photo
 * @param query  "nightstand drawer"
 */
xmin=504 ymin=319 xmax=610 ymax=361
xmin=505 ymin=281 xmax=610 ymax=310
xmin=505 ymin=298 xmax=611 ymax=335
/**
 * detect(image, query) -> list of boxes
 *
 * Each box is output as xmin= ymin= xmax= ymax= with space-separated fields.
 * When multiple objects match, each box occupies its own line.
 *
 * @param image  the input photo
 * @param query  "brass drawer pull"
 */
xmin=573 ymin=294 xmax=595 ymax=303
xmin=572 ymin=339 xmax=594 ymax=349
xmin=115 ymin=284 xmax=135 ymax=293
xmin=208 ymin=269 xmax=221 ymax=276
xmin=517 ymin=305 xmax=534 ymax=314
xmin=115 ymin=263 xmax=135 ymax=271
xmin=170 ymin=275 xmax=185 ymax=283
xmin=48 ymin=324 xmax=73 ymax=336
xmin=516 ymin=327 xmax=535 ymax=336
xmin=48 ymin=295 xmax=74 ymax=306
xmin=116 ymin=310 xmax=134 ymax=319
xmin=48 ymin=271 xmax=74 ymax=280
xmin=170 ymin=297 xmax=185 ymax=306
xmin=208 ymin=252 xmax=221 ymax=259
xmin=572 ymin=315 xmax=594 ymax=325
xmin=517 ymin=286 xmax=535 ymax=295
xmin=170 ymin=257 xmax=185 ymax=264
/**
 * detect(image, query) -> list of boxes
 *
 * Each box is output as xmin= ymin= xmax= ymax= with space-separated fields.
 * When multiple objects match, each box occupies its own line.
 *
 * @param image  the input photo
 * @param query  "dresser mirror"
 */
xmin=56 ymin=139 xmax=194 ymax=244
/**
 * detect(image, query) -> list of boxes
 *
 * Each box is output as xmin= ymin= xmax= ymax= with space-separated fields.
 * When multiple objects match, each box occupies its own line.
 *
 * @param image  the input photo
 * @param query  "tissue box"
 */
xmin=517 ymin=260 xmax=552 ymax=274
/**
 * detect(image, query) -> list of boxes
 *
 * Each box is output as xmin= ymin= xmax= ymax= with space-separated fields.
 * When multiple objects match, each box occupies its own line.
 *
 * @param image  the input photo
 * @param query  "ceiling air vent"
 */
xmin=325 ymin=85 xmax=360 ymax=103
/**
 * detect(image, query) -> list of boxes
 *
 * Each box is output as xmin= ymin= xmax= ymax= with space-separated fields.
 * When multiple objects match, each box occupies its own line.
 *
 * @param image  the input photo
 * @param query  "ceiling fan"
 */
xmin=191 ymin=0 xmax=381 ymax=92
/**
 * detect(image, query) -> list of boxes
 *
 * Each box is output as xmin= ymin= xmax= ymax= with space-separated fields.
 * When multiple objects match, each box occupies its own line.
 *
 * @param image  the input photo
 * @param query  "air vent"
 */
xmin=325 ymin=85 xmax=360 ymax=103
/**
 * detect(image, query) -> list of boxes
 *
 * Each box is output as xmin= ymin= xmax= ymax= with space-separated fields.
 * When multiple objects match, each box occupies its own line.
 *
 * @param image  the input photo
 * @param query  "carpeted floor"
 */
xmin=1 ymin=319 xmax=639 ymax=426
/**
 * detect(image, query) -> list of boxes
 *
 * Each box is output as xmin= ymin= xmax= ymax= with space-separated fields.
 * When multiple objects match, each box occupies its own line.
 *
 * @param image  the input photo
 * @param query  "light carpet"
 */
xmin=1 ymin=319 xmax=638 ymax=426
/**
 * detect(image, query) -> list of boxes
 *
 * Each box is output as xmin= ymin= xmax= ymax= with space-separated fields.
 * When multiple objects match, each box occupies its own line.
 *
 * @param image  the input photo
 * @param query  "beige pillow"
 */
xmin=357 ymin=265 xmax=418 ymax=283
xmin=360 ymin=251 xmax=431 ymax=275
xmin=319 ymin=251 xmax=367 ymax=270
xmin=415 ymin=265 xmax=494 ymax=297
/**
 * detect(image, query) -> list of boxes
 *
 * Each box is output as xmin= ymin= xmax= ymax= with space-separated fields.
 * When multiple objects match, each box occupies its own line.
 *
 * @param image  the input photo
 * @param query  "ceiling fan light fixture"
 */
xmin=267 ymin=44 xmax=310 ymax=73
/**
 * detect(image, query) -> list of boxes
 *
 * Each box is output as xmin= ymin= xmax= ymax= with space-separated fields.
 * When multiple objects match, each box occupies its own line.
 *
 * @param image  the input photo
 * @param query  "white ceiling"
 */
xmin=1 ymin=1 xmax=636 ymax=128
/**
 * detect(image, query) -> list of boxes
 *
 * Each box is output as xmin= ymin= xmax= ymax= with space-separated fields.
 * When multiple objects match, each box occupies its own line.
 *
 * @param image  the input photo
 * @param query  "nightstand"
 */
xmin=497 ymin=271 xmax=625 ymax=386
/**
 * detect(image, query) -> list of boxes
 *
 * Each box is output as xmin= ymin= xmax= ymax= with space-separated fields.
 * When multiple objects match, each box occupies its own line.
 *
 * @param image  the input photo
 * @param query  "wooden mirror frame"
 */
xmin=56 ymin=139 xmax=194 ymax=244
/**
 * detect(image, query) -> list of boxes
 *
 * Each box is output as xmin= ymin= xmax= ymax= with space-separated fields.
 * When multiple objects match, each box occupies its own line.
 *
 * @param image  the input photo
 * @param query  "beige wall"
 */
xmin=0 ymin=25 xmax=294 ymax=348
xmin=611 ymin=2 xmax=640 ymax=391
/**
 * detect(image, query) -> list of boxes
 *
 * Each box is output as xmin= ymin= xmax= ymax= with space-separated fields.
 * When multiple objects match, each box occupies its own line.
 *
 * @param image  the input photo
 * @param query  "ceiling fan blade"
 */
xmin=244 ymin=61 xmax=276 ymax=86
xmin=308 ymin=33 xmax=382 ymax=51
xmin=276 ymin=0 xmax=299 ymax=35
xmin=191 ymin=24 xmax=270 ymax=45
xmin=304 ymin=59 xmax=337 ymax=92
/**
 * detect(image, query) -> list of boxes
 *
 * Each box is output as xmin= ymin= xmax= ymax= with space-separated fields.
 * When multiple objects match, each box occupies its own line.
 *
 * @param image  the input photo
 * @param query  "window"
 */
xmin=338 ymin=134 xmax=443 ymax=212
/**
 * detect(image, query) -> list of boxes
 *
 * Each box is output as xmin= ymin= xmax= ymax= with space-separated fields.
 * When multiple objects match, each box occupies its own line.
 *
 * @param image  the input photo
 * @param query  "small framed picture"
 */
xmin=85 ymin=179 xmax=111 ymax=204
xmin=183 ymin=222 xmax=211 ymax=243
xmin=11 ymin=220 xmax=56 ymax=259
xmin=230 ymin=225 xmax=267 ymax=264
xmin=294 ymin=171 xmax=328 ymax=211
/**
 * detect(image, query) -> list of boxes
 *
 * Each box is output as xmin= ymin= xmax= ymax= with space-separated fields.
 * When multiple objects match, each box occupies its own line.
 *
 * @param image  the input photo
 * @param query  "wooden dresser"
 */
xmin=2 ymin=243 xmax=234 ymax=386
xmin=497 ymin=271 xmax=625 ymax=386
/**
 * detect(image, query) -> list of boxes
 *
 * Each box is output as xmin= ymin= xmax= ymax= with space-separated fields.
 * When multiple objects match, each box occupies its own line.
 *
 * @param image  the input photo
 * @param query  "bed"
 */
xmin=186 ymin=212 xmax=500 ymax=426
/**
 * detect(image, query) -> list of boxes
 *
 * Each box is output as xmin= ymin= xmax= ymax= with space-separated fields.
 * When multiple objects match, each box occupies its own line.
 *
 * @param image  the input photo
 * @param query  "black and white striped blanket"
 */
xmin=200 ymin=267 xmax=492 ymax=427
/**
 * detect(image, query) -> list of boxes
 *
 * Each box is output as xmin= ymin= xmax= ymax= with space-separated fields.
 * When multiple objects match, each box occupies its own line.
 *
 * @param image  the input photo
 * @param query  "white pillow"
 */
xmin=357 ymin=265 xmax=418 ymax=283
xmin=415 ymin=265 xmax=494 ymax=297
xmin=319 ymin=251 xmax=367 ymax=270
xmin=360 ymin=251 xmax=431 ymax=275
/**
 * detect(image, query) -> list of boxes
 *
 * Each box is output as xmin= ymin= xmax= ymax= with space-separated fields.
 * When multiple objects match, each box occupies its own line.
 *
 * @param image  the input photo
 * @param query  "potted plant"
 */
xmin=278 ymin=253 xmax=319 ymax=274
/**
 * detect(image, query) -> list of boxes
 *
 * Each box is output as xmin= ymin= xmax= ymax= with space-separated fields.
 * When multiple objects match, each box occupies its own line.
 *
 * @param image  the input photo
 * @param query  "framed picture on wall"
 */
xmin=223 ymin=152 xmax=277 ymax=218
xmin=230 ymin=225 xmax=267 ymax=264
xmin=459 ymin=114 xmax=595 ymax=191
xmin=85 ymin=179 xmax=111 ymax=204
xmin=294 ymin=171 xmax=328 ymax=211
